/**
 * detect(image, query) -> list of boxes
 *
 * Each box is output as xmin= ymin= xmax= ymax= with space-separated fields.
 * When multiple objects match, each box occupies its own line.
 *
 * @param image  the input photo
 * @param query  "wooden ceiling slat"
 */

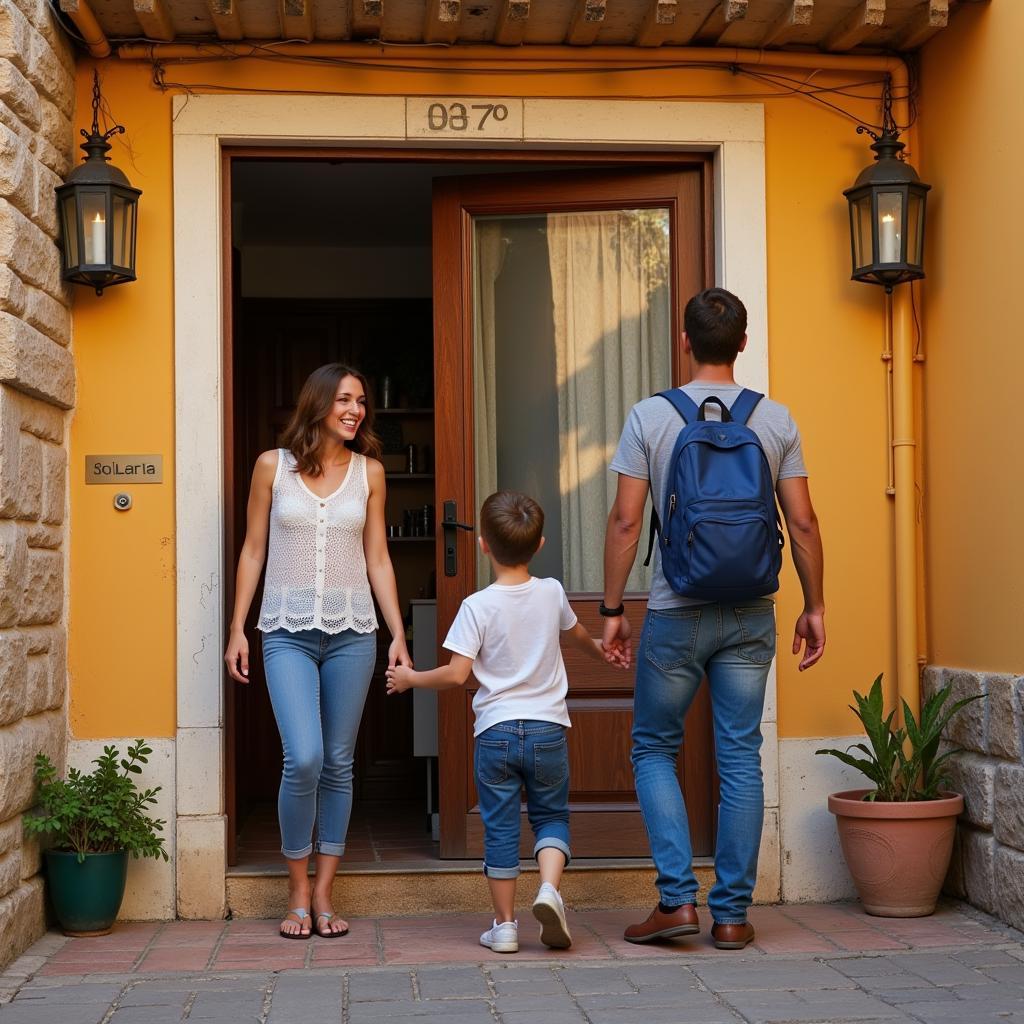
xmin=565 ymin=0 xmax=606 ymax=46
xmin=760 ymin=0 xmax=814 ymax=47
xmin=495 ymin=0 xmax=530 ymax=45
xmin=635 ymin=0 xmax=679 ymax=47
xmin=824 ymin=0 xmax=886 ymax=51
xmin=280 ymin=0 xmax=314 ymax=40
xmin=899 ymin=0 xmax=948 ymax=49
xmin=206 ymin=0 xmax=244 ymax=40
xmin=351 ymin=0 xmax=383 ymax=39
xmin=690 ymin=0 xmax=747 ymax=45
xmin=133 ymin=0 xmax=175 ymax=40
xmin=424 ymin=0 xmax=463 ymax=43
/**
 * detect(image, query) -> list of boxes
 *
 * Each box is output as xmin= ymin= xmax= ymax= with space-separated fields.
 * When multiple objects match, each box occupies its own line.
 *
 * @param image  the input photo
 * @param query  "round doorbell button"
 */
xmin=113 ymin=492 xmax=132 ymax=511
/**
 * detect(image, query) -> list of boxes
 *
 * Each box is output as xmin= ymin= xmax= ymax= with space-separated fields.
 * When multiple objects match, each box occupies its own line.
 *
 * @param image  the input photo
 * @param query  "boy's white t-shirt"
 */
xmin=443 ymin=577 xmax=578 ymax=737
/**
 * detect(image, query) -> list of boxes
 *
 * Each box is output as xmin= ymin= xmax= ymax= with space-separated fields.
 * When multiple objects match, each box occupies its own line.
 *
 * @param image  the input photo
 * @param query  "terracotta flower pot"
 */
xmin=827 ymin=789 xmax=963 ymax=917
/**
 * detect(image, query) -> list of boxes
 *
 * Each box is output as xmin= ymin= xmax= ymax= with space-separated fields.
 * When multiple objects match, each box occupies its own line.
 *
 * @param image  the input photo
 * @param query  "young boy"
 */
xmin=385 ymin=490 xmax=612 ymax=954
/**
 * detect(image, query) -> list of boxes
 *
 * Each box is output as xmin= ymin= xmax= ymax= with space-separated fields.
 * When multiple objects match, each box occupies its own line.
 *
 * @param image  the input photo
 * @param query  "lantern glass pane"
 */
xmin=852 ymin=195 xmax=873 ymax=269
xmin=877 ymin=191 xmax=903 ymax=264
xmin=80 ymin=191 xmax=108 ymax=266
xmin=907 ymin=192 xmax=924 ymax=266
xmin=112 ymin=194 xmax=134 ymax=269
xmin=60 ymin=195 xmax=80 ymax=269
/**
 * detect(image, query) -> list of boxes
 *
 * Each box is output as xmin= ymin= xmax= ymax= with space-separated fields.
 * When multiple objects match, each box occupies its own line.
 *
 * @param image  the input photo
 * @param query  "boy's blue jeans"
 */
xmin=262 ymin=627 xmax=377 ymax=859
xmin=631 ymin=601 xmax=774 ymax=924
xmin=475 ymin=720 xmax=572 ymax=879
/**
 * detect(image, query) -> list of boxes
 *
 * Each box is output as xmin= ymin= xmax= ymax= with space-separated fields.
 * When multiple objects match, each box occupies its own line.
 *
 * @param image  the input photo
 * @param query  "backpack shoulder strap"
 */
xmin=656 ymin=388 xmax=700 ymax=424
xmin=727 ymin=388 xmax=764 ymax=426
xmin=643 ymin=507 xmax=659 ymax=567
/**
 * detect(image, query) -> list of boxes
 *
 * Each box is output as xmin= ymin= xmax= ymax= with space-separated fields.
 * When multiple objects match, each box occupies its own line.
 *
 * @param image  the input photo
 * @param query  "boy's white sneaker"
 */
xmin=532 ymin=882 xmax=572 ymax=949
xmin=480 ymin=919 xmax=519 ymax=953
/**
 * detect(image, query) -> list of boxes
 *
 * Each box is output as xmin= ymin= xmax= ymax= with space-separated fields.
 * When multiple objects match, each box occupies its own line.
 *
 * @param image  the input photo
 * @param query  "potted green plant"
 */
xmin=817 ymin=675 xmax=978 ymax=918
xmin=24 ymin=740 xmax=169 ymax=936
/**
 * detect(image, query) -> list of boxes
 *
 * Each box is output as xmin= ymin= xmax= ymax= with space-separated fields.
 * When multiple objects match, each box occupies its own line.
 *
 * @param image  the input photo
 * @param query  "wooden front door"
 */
xmin=432 ymin=166 xmax=716 ymax=858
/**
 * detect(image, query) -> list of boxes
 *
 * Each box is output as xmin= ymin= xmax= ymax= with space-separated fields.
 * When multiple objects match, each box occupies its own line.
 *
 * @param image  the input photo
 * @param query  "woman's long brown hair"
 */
xmin=280 ymin=363 xmax=383 ymax=476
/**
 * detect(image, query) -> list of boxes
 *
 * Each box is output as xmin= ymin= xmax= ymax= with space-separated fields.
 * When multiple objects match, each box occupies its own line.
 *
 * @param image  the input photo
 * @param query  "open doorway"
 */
xmin=228 ymin=160 xmax=446 ymax=867
xmin=225 ymin=154 xmax=717 ymax=870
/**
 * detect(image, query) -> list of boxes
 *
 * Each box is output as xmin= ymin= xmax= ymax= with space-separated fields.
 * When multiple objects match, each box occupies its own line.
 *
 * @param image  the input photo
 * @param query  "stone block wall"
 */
xmin=926 ymin=667 xmax=1024 ymax=931
xmin=0 ymin=0 xmax=75 ymax=971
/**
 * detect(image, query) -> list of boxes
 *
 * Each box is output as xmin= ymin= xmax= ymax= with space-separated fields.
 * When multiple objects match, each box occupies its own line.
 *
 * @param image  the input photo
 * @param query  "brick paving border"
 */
xmin=1 ymin=901 xmax=1023 ymax=1024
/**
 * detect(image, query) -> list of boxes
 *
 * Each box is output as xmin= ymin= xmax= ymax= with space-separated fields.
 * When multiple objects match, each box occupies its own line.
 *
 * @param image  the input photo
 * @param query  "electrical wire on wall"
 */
xmin=144 ymin=52 xmax=914 ymax=134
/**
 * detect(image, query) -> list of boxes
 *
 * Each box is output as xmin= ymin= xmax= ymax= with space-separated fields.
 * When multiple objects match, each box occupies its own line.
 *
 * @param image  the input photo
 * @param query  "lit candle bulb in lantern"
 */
xmin=85 ymin=211 xmax=106 ymax=265
xmin=879 ymin=212 xmax=899 ymax=264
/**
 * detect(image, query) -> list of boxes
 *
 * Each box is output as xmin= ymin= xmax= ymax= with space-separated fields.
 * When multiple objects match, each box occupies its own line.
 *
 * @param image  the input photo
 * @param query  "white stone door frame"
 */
xmin=171 ymin=94 xmax=774 ymax=917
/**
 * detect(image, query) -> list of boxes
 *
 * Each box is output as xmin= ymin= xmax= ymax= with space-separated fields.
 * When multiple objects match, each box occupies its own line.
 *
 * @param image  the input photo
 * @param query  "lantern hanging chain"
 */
xmin=85 ymin=68 xmax=126 ymax=146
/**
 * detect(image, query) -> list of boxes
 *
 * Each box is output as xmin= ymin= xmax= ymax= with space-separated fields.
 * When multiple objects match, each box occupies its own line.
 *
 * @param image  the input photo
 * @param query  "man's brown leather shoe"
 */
xmin=711 ymin=921 xmax=755 ymax=949
xmin=623 ymin=905 xmax=700 ymax=944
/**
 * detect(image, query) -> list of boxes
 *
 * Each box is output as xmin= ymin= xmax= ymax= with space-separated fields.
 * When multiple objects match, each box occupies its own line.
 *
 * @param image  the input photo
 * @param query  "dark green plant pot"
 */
xmin=45 ymin=849 xmax=128 ymax=936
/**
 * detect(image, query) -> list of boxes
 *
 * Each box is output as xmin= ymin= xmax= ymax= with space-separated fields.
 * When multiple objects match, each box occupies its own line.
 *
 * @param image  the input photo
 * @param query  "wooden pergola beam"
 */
xmin=206 ymin=0 xmax=243 ymax=40
xmin=133 ymin=0 xmax=175 ymax=41
xmin=565 ymin=0 xmax=606 ymax=46
xmin=280 ymin=0 xmax=314 ymax=40
xmin=899 ymin=0 xmax=948 ymax=49
xmin=691 ymin=0 xmax=748 ymax=46
xmin=423 ymin=0 xmax=462 ymax=44
xmin=825 ymin=0 xmax=885 ymax=52
xmin=760 ymin=0 xmax=814 ymax=48
xmin=495 ymin=0 xmax=530 ymax=45
xmin=635 ymin=0 xmax=679 ymax=47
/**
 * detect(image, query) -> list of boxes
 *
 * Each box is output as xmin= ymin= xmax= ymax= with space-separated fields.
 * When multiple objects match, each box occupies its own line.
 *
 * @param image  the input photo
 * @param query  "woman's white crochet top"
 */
xmin=257 ymin=449 xmax=378 ymax=634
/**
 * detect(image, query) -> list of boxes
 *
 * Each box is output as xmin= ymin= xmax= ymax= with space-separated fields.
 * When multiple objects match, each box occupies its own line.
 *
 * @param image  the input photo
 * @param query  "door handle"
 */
xmin=441 ymin=499 xmax=474 ymax=577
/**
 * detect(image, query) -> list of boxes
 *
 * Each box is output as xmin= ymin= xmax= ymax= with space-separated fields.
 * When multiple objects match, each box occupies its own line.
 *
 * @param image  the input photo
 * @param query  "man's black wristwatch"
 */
xmin=599 ymin=601 xmax=625 ymax=617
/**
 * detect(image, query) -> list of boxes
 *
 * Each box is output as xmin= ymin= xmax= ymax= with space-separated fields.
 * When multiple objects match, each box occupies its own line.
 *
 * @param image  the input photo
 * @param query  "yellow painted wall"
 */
xmin=69 ymin=54 xmax=900 ymax=740
xmin=919 ymin=3 xmax=1024 ymax=674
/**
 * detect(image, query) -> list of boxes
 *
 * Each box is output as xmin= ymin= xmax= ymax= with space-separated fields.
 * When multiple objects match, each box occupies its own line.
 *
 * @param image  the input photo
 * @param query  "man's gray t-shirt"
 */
xmin=610 ymin=382 xmax=808 ymax=609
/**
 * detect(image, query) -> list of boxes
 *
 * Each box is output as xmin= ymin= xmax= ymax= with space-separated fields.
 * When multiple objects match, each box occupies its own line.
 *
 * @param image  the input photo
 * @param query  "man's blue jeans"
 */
xmin=632 ymin=601 xmax=775 ymax=924
xmin=475 ymin=720 xmax=572 ymax=879
xmin=262 ymin=627 xmax=377 ymax=859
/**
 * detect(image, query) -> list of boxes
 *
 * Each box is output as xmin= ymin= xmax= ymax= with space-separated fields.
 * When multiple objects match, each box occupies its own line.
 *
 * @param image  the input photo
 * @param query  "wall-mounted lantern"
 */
xmin=55 ymin=71 xmax=141 ymax=296
xmin=844 ymin=124 xmax=930 ymax=293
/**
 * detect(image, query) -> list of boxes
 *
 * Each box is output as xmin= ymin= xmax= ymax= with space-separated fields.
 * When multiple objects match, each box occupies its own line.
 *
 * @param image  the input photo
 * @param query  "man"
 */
xmin=601 ymin=287 xmax=825 ymax=950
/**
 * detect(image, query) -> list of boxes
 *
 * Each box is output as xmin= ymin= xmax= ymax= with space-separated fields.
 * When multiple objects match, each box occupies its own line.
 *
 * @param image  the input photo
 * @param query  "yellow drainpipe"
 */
xmin=62 ymin=0 xmax=111 ymax=59
xmin=113 ymin=41 xmax=923 ymax=716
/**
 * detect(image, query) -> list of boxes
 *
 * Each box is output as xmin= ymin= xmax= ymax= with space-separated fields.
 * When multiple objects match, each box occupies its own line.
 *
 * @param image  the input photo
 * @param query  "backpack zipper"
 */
xmin=665 ymin=494 xmax=677 ymax=544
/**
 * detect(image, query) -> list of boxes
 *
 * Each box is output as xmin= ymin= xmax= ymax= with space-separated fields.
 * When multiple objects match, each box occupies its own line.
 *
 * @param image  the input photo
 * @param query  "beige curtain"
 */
xmin=472 ymin=222 xmax=507 ymax=588
xmin=547 ymin=210 xmax=671 ymax=592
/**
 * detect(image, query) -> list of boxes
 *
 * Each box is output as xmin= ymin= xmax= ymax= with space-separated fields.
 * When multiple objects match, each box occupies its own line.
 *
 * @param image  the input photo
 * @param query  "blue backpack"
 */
xmin=643 ymin=388 xmax=784 ymax=601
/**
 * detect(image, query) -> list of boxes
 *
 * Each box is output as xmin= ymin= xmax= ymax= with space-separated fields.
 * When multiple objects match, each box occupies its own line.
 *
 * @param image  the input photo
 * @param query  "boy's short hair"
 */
xmin=480 ymin=491 xmax=544 ymax=567
xmin=683 ymin=288 xmax=748 ymax=365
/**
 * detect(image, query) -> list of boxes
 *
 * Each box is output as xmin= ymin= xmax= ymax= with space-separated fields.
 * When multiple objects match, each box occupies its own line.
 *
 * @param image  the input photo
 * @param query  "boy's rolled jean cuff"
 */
xmin=483 ymin=862 xmax=521 ymax=879
xmin=534 ymin=837 xmax=571 ymax=866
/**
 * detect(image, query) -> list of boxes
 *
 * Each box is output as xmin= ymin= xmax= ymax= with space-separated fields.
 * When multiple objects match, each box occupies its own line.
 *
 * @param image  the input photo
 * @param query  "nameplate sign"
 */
xmin=85 ymin=455 xmax=163 ymax=484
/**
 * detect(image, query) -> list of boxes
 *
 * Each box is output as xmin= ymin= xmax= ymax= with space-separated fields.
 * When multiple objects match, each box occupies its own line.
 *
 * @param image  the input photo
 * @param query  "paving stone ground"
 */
xmin=1 ymin=901 xmax=1023 ymax=1024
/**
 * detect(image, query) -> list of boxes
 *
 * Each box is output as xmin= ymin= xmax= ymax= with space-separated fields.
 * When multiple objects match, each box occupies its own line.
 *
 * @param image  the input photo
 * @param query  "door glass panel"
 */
xmin=472 ymin=208 xmax=672 ymax=591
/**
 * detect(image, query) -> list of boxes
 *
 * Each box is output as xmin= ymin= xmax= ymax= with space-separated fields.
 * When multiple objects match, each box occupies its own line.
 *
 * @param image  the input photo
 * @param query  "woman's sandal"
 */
xmin=279 ymin=908 xmax=312 ymax=940
xmin=314 ymin=911 xmax=349 ymax=939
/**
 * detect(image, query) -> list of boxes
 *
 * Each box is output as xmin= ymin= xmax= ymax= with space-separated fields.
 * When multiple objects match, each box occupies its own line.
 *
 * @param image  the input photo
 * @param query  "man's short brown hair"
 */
xmin=480 ymin=491 xmax=544 ymax=567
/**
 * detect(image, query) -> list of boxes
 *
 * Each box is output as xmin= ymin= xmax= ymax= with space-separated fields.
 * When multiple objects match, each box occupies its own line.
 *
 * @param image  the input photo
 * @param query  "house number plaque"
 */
xmin=406 ymin=98 xmax=523 ymax=140
xmin=85 ymin=455 xmax=163 ymax=484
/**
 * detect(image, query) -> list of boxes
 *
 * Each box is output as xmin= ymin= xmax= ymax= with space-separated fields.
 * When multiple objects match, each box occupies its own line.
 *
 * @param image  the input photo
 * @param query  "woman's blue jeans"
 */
xmin=475 ymin=720 xmax=572 ymax=879
xmin=631 ymin=601 xmax=774 ymax=924
xmin=262 ymin=627 xmax=377 ymax=860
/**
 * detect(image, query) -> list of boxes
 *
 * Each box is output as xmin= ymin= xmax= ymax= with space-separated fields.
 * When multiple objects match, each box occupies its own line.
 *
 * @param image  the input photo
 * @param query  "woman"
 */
xmin=224 ymin=363 xmax=410 ymax=939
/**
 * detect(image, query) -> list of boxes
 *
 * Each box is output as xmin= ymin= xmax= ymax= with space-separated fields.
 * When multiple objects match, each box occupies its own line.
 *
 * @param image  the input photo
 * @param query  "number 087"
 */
xmin=427 ymin=102 xmax=509 ymax=132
